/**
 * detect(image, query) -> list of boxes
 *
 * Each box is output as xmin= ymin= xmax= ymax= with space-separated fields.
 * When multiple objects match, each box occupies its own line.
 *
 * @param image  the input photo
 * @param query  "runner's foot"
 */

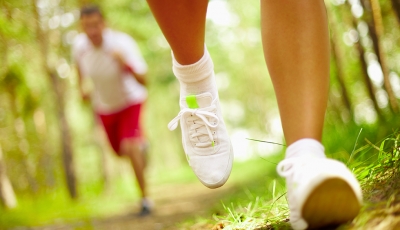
xmin=137 ymin=198 xmax=153 ymax=217
xmin=168 ymin=92 xmax=233 ymax=189
xmin=277 ymin=157 xmax=362 ymax=229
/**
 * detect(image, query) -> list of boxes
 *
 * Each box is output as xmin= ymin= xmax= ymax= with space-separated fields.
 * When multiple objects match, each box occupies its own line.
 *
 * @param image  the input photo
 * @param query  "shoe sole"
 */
xmin=302 ymin=177 xmax=361 ymax=229
xmin=202 ymin=144 xmax=234 ymax=189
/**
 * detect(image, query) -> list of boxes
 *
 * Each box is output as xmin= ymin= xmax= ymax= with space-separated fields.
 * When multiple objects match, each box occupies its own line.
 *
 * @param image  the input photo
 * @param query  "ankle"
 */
xmin=285 ymin=138 xmax=326 ymax=159
xmin=172 ymin=46 xmax=218 ymax=98
xmin=141 ymin=197 xmax=152 ymax=208
xmin=172 ymin=45 xmax=213 ymax=83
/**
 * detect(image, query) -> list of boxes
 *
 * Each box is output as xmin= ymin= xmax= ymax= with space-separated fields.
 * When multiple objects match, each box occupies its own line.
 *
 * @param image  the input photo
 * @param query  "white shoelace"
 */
xmin=277 ymin=157 xmax=316 ymax=180
xmin=168 ymin=105 xmax=219 ymax=148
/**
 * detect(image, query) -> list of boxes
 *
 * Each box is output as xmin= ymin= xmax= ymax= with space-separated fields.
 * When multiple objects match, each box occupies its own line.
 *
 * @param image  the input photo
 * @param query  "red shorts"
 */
xmin=97 ymin=103 xmax=143 ymax=155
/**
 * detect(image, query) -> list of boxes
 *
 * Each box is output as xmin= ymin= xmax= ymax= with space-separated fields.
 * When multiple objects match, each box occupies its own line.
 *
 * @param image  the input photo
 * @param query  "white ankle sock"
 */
xmin=172 ymin=46 xmax=218 ymax=99
xmin=285 ymin=138 xmax=326 ymax=159
xmin=141 ymin=197 xmax=152 ymax=208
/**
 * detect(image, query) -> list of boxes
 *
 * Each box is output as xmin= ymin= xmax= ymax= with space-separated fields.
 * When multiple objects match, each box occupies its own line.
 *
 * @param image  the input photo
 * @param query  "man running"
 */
xmin=72 ymin=5 xmax=151 ymax=216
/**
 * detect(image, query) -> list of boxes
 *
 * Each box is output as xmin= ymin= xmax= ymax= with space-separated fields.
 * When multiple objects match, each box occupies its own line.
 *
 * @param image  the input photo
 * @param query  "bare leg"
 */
xmin=146 ymin=0 xmax=208 ymax=64
xmin=263 ymin=2 xmax=362 ymax=229
xmin=146 ymin=0 xmax=233 ymax=189
xmin=120 ymin=138 xmax=147 ymax=198
xmin=261 ymin=0 xmax=330 ymax=145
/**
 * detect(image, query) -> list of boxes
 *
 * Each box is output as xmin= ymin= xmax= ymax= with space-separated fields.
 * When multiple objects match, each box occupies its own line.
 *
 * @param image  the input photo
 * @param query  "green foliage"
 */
xmin=352 ymin=131 xmax=400 ymax=190
xmin=0 ymin=177 xmax=140 ymax=228
xmin=180 ymin=132 xmax=400 ymax=230
xmin=174 ymin=155 xmax=290 ymax=230
xmin=2 ymin=64 xmax=24 ymax=90
xmin=341 ymin=132 xmax=400 ymax=230
xmin=215 ymin=186 xmax=290 ymax=230
xmin=1 ymin=0 xmax=400 ymax=228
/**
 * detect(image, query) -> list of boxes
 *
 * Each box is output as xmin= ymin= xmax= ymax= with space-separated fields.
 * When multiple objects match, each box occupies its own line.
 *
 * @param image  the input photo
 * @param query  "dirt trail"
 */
xmin=23 ymin=182 xmax=235 ymax=230
xmin=13 ymin=178 xmax=400 ymax=230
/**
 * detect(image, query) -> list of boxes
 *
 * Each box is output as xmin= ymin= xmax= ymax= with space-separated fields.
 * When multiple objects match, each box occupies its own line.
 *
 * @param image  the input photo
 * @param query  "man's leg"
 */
xmin=117 ymin=103 xmax=151 ymax=215
xmin=120 ymin=138 xmax=147 ymax=198
xmin=261 ymin=1 xmax=362 ymax=229
xmin=146 ymin=0 xmax=233 ymax=189
xmin=98 ymin=106 xmax=150 ymax=215
xmin=120 ymin=138 xmax=152 ymax=215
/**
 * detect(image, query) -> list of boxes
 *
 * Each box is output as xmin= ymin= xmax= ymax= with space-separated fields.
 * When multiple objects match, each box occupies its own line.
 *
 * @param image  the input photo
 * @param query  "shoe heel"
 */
xmin=302 ymin=178 xmax=361 ymax=229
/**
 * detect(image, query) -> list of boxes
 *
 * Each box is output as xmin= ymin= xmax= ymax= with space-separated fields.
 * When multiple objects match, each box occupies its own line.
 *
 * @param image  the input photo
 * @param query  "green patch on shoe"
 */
xmin=186 ymin=95 xmax=200 ymax=109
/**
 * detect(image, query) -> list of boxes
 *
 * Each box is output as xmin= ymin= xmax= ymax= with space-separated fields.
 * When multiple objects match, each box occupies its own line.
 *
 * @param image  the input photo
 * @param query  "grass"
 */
xmin=0 ymin=159 xmax=202 ymax=229
xmin=0 ymin=156 xmax=280 ymax=229
xmin=182 ymin=175 xmax=290 ymax=229
xmin=176 ymin=127 xmax=400 ymax=230
xmin=0 ymin=176 xmax=140 ymax=228
xmin=3 ymin=124 xmax=400 ymax=230
xmin=345 ymin=131 xmax=400 ymax=230
xmin=215 ymin=185 xmax=290 ymax=230
xmin=173 ymin=153 xmax=289 ymax=230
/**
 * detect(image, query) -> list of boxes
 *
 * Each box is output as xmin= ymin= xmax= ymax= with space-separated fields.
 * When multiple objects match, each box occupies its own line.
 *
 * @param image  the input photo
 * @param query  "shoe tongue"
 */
xmin=184 ymin=93 xmax=213 ymax=144
xmin=185 ymin=93 xmax=212 ymax=109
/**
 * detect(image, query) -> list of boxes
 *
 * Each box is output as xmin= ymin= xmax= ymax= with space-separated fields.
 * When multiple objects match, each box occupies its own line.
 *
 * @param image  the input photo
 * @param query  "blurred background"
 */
xmin=1 ymin=0 xmax=400 ymax=228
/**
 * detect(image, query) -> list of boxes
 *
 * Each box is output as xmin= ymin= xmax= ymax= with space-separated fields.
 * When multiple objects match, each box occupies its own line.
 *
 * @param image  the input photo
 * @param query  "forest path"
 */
xmin=13 ymin=160 xmax=400 ymax=230
xmin=23 ymin=180 xmax=238 ymax=230
xmin=83 ymin=182 xmax=231 ymax=230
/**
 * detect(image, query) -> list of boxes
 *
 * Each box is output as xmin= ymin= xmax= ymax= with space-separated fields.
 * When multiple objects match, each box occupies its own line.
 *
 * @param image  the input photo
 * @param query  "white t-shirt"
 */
xmin=72 ymin=29 xmax=148 ymax=114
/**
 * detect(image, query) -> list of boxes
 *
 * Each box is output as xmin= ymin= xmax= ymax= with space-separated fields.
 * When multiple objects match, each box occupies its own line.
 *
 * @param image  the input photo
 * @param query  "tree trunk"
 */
xmin=50 ymin=71 xmax=78 ymax=198
xmin=355 ymin=41 xmax=385 ymax=119
xmin=367 ymin=0 xmax=399 ymax=113
xmin=342 ymin=2 xmax=384 ymax=120
xmin=330 ymin=33 xmax=353 ymax=118
xmin=9 ymin=94 xmax=38 ymax=193
xmin=33 ymin=110 xmax=56 ymax=188
xmin=391 ymin=0 xmax=400 ymax=24
xmin=32 ymin=0 xmax=78 ymax=199
xmin=0 ymin=145 xmax=17 ymax=209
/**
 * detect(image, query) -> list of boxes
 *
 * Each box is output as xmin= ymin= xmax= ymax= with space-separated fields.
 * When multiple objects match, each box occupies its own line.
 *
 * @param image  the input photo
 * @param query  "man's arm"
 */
xmin=72 ymin=35 xmax=91 ymax=102
xmin=76 ymin=63 xmax=91 ymax=102
xmin=112 ymin=51 xmax=147 ymax=86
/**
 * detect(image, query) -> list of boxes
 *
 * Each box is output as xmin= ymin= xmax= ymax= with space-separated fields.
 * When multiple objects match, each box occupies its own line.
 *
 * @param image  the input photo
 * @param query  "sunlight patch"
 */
xmin=207 ymin=0 xmax=239 ymax=27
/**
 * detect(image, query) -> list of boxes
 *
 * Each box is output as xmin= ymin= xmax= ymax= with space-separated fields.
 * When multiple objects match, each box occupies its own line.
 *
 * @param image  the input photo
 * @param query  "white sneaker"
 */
xmin=168 ymin=92 xmax=233 ymax=188
xmin=138 ymin=198 xmax=153 ymax=217
xmin=277 ymin=157 xmax=363 ymax=230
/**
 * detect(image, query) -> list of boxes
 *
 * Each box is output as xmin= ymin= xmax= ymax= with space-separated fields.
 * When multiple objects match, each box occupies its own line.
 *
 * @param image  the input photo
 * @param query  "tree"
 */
xmin=364 ymin=0 xmax=399 ymax=114
xmin=391 ymin=0 xmax=400 ymax=24
xmin=343 ymin=1 xmax=384 ymax=120
xmin=31 ymin=0 xmax=78 ymax=199
xmin=0 ymin=144 xmax=17 ymax=209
